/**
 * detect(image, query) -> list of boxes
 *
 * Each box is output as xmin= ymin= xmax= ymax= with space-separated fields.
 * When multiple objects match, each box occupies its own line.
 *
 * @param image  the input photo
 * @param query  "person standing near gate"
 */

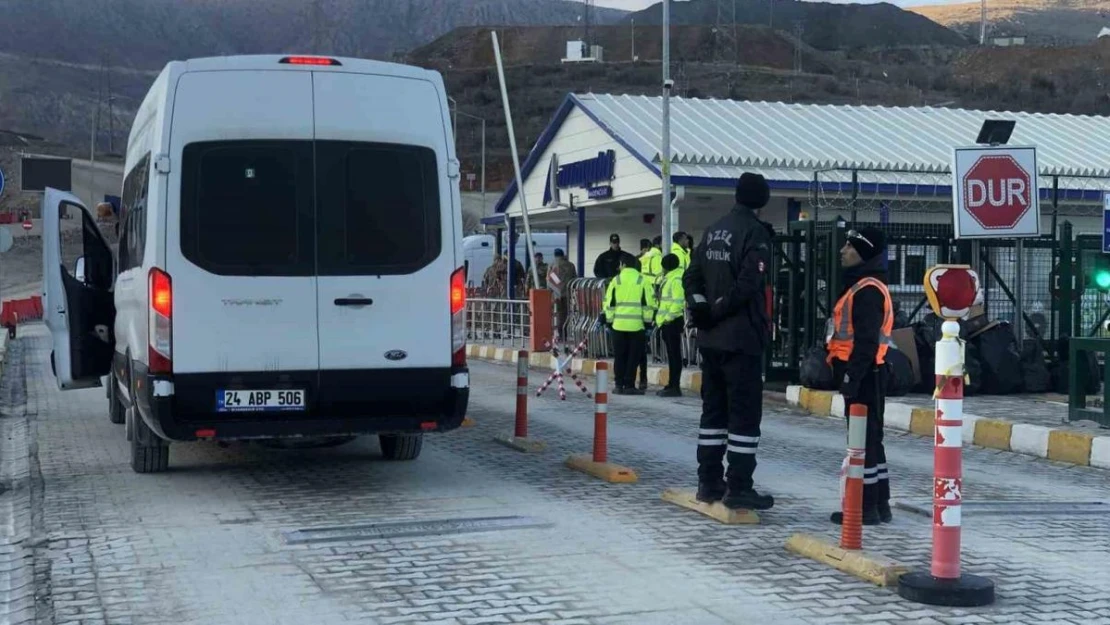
xmin=655 ymin=253 xmax=685 ymax=398
xmin=827 ymin=227 xmax=894 ymax=526
xmin=603 ymin=253 xmax=657 ymax=395
xmin=548 ymin=249 xmax=577 ymax=340
xmin=684 ymin=172 xmax=775 ymax=511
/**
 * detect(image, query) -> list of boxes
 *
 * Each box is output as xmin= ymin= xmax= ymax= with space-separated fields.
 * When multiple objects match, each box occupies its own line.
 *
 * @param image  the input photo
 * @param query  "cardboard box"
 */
xmin=891 ymin=327 xmax=920 ymax=385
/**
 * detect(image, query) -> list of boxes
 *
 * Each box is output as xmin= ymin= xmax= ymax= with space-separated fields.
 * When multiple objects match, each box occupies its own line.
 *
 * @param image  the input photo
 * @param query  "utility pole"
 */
xmin=793 ymin=21 xmax=804 ymax=74
xmin=631 ymin=18 xmax=635 ymax=61
xmin=662 ymin=0 xmax=673 ymax=244
xmin=584 ymin=0 xmax=593 ymax=49
xmin=981 ymin=0 xmax=987 ymax=45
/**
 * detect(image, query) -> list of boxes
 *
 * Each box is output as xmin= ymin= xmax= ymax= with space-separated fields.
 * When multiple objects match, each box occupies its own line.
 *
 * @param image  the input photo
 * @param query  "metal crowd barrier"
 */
xmin=564 ymin=278 xmax=612 ymax=359
xmin=466 ymin=297 xmax=531 ymax=349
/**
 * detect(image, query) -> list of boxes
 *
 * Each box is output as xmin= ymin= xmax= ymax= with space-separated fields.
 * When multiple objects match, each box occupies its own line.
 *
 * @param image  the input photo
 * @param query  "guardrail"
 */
xmin=466 ymin=297 xmax=531 ymax=348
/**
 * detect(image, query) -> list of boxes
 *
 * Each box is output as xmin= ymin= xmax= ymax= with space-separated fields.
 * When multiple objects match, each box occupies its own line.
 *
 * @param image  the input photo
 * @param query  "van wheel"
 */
xmin=379 ymin=434 xmax=423 ymax=461
xmin=130 ymin=409 xmax=170 ymax=473
xmin=108 ymin=377 xmax=125 ymax=425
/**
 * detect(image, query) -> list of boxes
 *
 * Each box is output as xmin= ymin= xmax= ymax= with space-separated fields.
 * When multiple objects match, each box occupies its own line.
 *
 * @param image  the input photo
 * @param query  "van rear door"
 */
xmin=167 ymin=70 xmax=320 ymax=375
xmin=312 ymin=72 xmax=454 ymax=373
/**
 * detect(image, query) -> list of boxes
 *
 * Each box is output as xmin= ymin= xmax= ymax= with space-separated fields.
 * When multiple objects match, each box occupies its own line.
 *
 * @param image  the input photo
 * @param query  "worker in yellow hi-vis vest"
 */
xmin=602 ymin=253 xmax=658 ymax=395
xmin=655 ymin=254 xmax=687 ymax=397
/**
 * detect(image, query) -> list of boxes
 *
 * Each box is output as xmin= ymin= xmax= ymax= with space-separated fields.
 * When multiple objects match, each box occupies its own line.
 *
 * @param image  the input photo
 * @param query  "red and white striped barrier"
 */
xmin=536 ymin=338 xmax=592 ymax=399
xmin=515 ymin=350 xmax=529 ymax=438
xmin=840 ymin=403 xmax=867 ymax=551
xmin=592 ymin=362 xmax=609 ymax=463
xmin=932 ymin=321 xmax=965 ymax=579
xmin=898 ymin=318 xmax=994 ymax=607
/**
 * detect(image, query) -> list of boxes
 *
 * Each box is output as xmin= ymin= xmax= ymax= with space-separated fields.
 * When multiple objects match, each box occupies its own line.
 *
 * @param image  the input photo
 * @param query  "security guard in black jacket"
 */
xmin=684 ymin=173 xmax=775 ymax=511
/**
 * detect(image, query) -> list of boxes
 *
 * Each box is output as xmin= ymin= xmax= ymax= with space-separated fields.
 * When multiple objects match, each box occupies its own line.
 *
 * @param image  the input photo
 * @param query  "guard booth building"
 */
xmin=486 ymin=93 xmax=1110 ymax=344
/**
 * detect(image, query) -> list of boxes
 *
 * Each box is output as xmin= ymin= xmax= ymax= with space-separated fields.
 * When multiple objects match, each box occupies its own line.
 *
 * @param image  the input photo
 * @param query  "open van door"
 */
xmin=42 ymin=188 xmax=115 ymax=390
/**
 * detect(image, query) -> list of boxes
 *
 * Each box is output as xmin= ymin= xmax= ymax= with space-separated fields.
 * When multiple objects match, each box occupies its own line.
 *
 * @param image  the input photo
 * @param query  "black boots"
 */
xmin=695 ymin=481 xmax=775 ymax=511
xmin=830 ymin=509 xmax=881 ymax=526
xmin=696 ymin=480 xmax=726 ymax=503
xmin=878 ymin=502 xmax=893 ymax=523
xmin=656 ymin=387 xmax=681 ymax=398
xmin=830 ymin=504 xmax=891 ymax=525
xmin=723 ymin=488 xmax=775 ymax=511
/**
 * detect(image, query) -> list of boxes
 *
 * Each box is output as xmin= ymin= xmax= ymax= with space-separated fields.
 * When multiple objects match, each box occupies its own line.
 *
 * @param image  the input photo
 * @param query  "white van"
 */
xmin=43 ymin=55 xmax=470 ymax=473
xmin=463 ymin=232 xmax=567 ymax=288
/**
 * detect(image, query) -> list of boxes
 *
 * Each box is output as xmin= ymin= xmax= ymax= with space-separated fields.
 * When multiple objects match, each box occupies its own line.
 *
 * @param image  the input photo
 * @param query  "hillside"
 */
xmin=409 ymin=24 xmax=832 ymax=71
xmin=626 ymin=0 xmax=969 ymax=50
xmin=911 ymin=0 xmax=1110 ymax=44
xmin=0 ymin=0 xmax=625 ymax=68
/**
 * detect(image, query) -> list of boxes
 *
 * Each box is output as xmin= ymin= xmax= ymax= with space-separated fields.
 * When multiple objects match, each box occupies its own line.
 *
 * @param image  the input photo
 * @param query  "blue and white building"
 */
xmin=489 ymin=93 xmax=1110 ymax=279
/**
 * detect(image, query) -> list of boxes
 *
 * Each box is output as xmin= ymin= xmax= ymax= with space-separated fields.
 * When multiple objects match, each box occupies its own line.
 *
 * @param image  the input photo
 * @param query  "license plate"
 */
xmin=217 ymin=389 xmax=306 ymax=412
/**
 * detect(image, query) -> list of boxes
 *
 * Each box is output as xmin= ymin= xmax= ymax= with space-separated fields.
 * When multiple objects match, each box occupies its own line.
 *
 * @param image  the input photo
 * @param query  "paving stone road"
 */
xmin=3 ymin=324 xmax=1110 ymax=624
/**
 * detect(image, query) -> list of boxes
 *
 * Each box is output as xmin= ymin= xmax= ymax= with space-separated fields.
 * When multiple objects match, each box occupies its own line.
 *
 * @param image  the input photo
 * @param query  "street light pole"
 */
xmin=661 ymin=0 xmax=674 ymax=245
xmin=455 ymin=108 xmax=488 ymax=211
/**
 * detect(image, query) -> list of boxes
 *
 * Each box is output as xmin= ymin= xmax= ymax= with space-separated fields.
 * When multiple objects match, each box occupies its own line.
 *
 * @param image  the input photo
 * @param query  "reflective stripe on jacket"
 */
xmin=826 ymin=277 xmax=894 ymax=365
xmin=656 ymin=268 xmax=686 ymax=325
xmin=604 ymin=268 xmax=658 ymax=332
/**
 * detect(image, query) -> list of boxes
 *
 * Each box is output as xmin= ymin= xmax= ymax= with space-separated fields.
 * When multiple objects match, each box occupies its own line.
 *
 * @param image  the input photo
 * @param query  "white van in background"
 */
xmin=43 ymin=55 xmax=469 ymax=473
xmin=463 ymin=232 xmax=567 ymax=288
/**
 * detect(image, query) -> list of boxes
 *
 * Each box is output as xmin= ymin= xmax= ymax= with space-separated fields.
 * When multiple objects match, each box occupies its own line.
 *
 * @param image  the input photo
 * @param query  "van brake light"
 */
xmin=149 ymin=268 xmax=173 ymax=374
xmin=451 ymin=267 xmax=466 ymax=366
xmin=451 ymin=267 xmax=466 ymax=315
xmin=280 ymin=56 xmax=342 ymax=66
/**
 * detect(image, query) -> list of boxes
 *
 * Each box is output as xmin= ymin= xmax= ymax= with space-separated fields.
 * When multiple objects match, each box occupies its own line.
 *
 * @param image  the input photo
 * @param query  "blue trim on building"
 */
xmin=494 ymin=94 xmax=664 ymax=216
xmin=492 ymin=95 xmax=579 ymax=216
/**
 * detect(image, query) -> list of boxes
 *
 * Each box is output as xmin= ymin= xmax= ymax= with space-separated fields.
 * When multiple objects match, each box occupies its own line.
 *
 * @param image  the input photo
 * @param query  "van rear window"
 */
xmin=315 ymin=141 xmax=442 ymax=276
xmin=180 ymin=141 xmax=315 ymax=276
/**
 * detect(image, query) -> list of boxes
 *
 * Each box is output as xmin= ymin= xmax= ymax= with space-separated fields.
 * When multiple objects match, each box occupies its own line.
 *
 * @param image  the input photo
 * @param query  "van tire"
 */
xmin=379 ymin=434 xmax=423 ymax=461
xmin=108 ymin=377 xmax=125 ymax=424
xmin=130 ymin=407 xmax=169 ymax=474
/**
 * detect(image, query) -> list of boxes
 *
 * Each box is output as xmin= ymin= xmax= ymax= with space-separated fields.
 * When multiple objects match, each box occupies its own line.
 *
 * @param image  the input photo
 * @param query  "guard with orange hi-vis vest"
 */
xmin=827 ymin=227 xmax=894 ymax=527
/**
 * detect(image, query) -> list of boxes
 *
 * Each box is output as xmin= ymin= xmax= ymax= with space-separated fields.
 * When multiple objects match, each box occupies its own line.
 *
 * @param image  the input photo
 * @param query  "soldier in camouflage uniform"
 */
xmin=547 ymin=249 xmax=578 ymax=340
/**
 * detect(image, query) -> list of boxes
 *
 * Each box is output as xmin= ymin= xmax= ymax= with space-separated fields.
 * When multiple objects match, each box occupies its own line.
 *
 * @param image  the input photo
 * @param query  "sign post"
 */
xmin=952 ymin=144 xmax=1039 ymax=342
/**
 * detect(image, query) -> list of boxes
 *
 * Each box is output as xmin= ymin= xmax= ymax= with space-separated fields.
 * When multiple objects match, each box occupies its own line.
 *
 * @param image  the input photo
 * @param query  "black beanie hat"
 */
xmin=847 ymin=227 xmax=887 ymax=262
xmin=661 ymin=253 xmax=679 ymax=272
xmin=735 ymin=172 xmax=770 ymax=209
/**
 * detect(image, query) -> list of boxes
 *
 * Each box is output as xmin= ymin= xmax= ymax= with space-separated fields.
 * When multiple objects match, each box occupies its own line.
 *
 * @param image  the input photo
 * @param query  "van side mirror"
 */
xmin=74 ymin=256 xmax=86 ymax=284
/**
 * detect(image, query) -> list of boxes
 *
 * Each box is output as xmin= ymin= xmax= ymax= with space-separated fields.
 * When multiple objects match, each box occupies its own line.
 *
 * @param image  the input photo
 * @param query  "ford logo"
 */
xmin=384 ymin=350 xmax=407 ymax=361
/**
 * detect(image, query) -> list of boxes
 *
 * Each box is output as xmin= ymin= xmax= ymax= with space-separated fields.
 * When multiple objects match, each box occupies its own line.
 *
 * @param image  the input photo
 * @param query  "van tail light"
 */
xmin=451 ymin=266 xmax=466 ymax=367
xmin=148 ymin=268 xmax=173 ymax=374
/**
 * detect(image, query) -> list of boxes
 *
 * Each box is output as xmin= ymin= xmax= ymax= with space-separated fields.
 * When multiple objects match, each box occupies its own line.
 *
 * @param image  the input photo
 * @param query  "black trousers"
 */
xmin=696 ymin=349 xmax=764 ymax=491
xmin=638 ymin=331 xmax=649 ymax=387
xmin=833 ymin=360 xmax=890 ymax=510
xmin=661 ymin=320 xmax=684 ymax=389
xmin=612 ymin=330 xmax=645 ymax=389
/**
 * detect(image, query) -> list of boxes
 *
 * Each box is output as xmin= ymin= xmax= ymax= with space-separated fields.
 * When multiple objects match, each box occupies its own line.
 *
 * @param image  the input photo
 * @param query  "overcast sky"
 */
xmin=593 ymin=0 xmax=960 ymax=9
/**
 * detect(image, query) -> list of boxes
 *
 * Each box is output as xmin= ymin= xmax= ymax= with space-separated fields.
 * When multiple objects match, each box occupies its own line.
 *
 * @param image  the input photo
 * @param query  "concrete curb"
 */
xmin=784 ymin=385 xmax=1110 ymax=469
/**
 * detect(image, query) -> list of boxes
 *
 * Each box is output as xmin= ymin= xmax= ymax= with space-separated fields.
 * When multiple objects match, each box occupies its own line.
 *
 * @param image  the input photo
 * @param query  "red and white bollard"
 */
xmin=515 ymin=350 xmax=529 ymax=438
xmin=840 ymin=403 xmax=867 ymax=551
xmin=898 ymin=319 xmax=994 ymax=607
xmin=593 ymin=362 xmax=609 ymax=463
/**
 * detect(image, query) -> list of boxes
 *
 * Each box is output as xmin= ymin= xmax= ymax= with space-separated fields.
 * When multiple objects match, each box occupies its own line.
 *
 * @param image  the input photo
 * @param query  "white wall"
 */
xmin=503 ymin=106 xmax=659 ymax=218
